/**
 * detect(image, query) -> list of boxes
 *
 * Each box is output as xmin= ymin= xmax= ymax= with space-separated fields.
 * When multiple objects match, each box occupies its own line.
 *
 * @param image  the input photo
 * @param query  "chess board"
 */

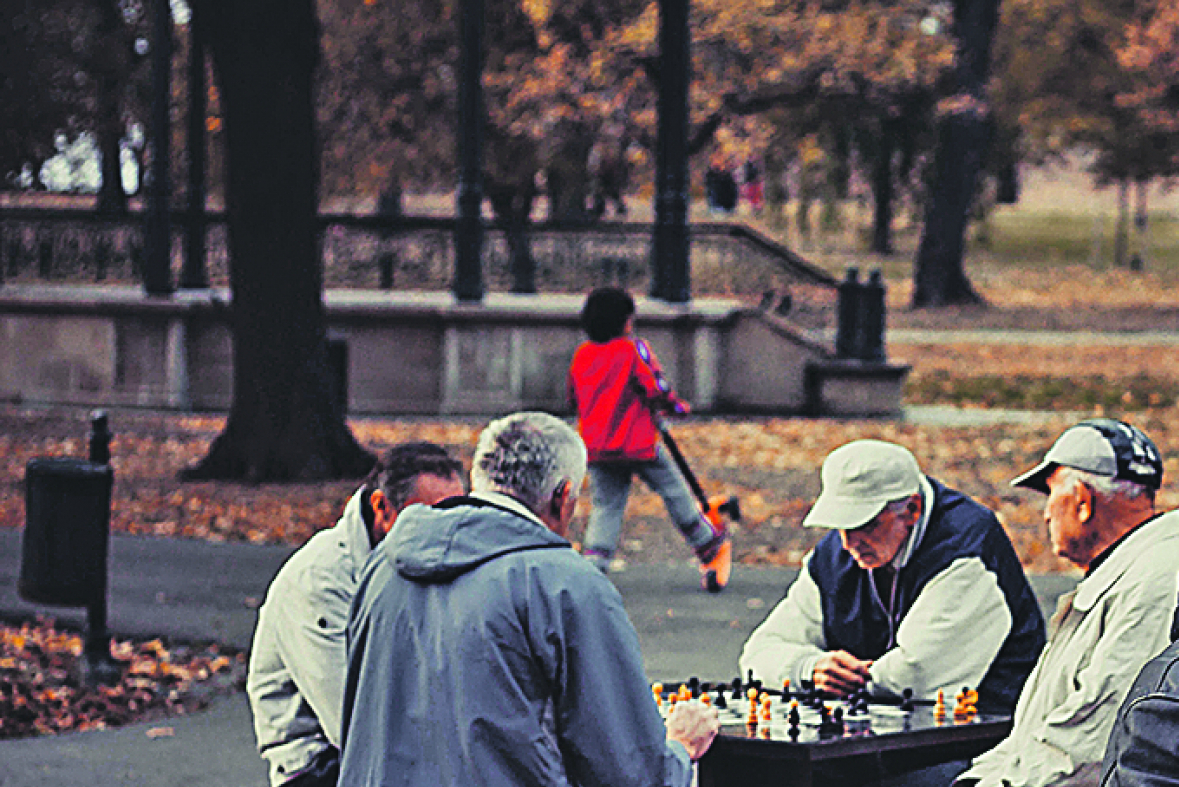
xmin=653 ymin=680 xmax=1011 ymax=787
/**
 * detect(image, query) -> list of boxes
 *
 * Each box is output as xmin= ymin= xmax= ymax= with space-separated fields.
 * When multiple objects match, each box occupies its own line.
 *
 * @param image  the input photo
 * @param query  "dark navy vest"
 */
xmin=807 ymin=478 xmax=1046 ymax=713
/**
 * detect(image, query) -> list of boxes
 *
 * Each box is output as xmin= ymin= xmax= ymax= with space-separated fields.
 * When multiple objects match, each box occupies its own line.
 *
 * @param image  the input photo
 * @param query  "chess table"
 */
xmin=697 ymin=704 xmax=1012 ymax=787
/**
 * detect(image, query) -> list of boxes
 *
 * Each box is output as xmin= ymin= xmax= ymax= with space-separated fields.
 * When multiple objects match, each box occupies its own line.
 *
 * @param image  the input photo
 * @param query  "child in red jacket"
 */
xmin=568 ymin=287 xmax=731 ymax=590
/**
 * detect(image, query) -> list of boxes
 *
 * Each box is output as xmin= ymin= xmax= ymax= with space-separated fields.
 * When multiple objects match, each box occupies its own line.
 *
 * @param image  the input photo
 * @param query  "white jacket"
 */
xmin=959 ymin=510 xmax=1179 ymax=787
xmin=246 ymin=489 xmax=371 ymax=786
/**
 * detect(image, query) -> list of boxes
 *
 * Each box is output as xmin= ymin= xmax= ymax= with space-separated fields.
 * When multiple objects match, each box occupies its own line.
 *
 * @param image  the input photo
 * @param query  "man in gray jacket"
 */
xmin=248 ymin=442 xmax=465 ymax=787
xmin=340 ymin=411 xmax=719 ymax=787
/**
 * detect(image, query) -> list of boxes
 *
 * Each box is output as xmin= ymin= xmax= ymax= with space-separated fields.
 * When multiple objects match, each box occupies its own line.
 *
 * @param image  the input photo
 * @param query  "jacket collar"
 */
xmin=892 ymin=475 xmax=935 ymax=571
xmin=1075 ymin=510 xmax=1179 ymax=612
xmin=468 ymin=490 xmax=548 ymax=530
xmin=338 ymin=488 xmax=375 ymax=578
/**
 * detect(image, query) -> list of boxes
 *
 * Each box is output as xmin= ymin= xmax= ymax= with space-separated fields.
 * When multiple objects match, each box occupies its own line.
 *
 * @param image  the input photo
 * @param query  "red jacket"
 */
xmin=568 ymin=337 xmax=685 ymax=463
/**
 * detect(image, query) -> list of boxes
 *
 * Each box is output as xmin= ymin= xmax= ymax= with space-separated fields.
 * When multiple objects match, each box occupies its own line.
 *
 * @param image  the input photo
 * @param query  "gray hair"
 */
xmin=1057 ymin=466 xmax=1152 ymax=502
xmin=471 ymin=412 xmax=587 ymax=512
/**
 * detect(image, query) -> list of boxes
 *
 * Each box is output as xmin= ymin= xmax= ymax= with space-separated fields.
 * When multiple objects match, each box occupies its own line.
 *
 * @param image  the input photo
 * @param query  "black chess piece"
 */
xmin=688 ymin=677 xmax=700 ymax=698
xmin=817 ymin=704 xmax=842 ymax=738
xmin=900 ymin=688 xmax=915 ymax=713
xmin=714 ymin=690 xmax=727 ymax=710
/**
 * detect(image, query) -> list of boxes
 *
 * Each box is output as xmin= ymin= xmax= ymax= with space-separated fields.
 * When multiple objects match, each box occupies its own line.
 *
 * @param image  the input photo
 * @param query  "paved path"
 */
xmin=0 ymin=529 xmax=1079 ymax=787
xmin=890 ymin=329 xmax=1179 ymax=346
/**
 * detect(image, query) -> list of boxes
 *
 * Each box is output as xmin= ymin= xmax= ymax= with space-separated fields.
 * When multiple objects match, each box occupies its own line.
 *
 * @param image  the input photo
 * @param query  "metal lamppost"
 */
xmin=453 ymin=0 xmax=485 ymax=302
xmin=651 ymin=0 xmax=691 ymax=304
xmin=180 ymin=20 xmax=208 ymax=290
xmin=144 ymin=0 xmax=174 ymax=296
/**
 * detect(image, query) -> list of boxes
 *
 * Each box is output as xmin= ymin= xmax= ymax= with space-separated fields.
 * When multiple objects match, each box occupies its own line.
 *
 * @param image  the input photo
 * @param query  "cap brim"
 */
xmin=1010 ymin=461 xmax=1054 ymax=494
xmin=802 ymin=496 xmax=888 ymax=530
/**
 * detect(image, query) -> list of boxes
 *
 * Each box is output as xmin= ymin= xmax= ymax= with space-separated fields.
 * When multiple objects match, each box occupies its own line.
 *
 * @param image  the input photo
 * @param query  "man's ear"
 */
xmin=550 ymin=480 xmax=570 ymax=518
xmin=1075 ymin=482 xmax=1094 ymax=523
xmin=370 ymin=488 xmax=397 ymax=535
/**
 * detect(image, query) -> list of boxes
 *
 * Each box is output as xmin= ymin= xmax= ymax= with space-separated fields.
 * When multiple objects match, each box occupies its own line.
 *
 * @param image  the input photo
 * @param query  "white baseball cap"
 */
xmin=803 ymin=440 xmax=923 ymax=530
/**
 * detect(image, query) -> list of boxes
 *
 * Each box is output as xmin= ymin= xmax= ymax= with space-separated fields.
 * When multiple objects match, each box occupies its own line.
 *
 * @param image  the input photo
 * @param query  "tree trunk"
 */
xmin=94 ymin=0 xmax=128 ymax=217
xmin=182 ymin=0 xmax=373 ymax=482
xmin=1114 ymin=179 xmax=1130 ymax=269
xmin=870 ymin=125 xmax=895 ymax=256
xmin=912 ymin=112 xmax=987 ymax=306
xmin=1131 ymin=179 xmax=1147 ymax=271
xmin=911 ymin=0 xmax=1001 ymax=308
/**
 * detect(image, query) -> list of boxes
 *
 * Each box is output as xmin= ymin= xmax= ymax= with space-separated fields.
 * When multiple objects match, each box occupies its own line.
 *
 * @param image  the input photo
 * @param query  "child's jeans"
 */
xmin=583 ymin=446 xmax=714 ymax=563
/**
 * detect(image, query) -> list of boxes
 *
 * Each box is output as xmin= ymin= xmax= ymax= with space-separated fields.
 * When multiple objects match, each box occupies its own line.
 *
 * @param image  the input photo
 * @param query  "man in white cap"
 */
xmin=741 ymin=439 xmax=1045 ymax=716
xmin=957 ymin=419 xmax=1179 ymax=787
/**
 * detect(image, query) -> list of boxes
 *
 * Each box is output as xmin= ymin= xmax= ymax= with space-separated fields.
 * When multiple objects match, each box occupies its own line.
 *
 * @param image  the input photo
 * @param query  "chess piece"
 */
xmin=747 ymin=688 xmax=760 ymax=726
xmin=652 ymin=682 xmax=663 ymax=709
xmin=900 ymin=688 xmax=915 ymax=713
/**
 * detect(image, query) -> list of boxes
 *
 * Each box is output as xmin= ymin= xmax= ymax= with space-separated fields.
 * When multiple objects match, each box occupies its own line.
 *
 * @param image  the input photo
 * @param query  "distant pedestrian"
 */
xmin=706 ymin=157 xmax=737 ymax=215
xmin=741 ymin=159 xmax=764 ymax=213
xmin=247 ymin=443 xmax=465 ymax=787
xmin=568 ymin=287 xmax=732 ymax=590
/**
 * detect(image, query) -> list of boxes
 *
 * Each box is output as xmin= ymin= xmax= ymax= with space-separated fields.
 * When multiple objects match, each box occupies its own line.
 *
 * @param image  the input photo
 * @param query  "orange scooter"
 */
xmin=655 ymin=418 xmax=741 ymax=591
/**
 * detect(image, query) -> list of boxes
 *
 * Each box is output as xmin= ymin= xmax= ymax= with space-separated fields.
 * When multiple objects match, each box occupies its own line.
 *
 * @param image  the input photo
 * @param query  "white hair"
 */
xmin=1056 ymin=466 xmax=1151 ymax=502
xmin=471 ymin=412 xmax=587 ymax=512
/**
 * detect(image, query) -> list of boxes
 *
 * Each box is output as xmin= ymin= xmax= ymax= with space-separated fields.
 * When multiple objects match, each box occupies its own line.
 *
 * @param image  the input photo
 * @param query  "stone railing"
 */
xmin=0 ymin=208 xmax=838 ymax=335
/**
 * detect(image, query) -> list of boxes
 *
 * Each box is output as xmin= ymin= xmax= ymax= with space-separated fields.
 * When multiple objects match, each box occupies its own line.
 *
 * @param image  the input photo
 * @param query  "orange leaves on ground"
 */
xmin=0 ymin=618 xmax=245 ymax=740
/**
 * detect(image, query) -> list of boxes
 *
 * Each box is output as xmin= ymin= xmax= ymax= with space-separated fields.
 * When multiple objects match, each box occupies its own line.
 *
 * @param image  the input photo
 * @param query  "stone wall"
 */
xmin=0 ymin=286 xmax=906 ymax=416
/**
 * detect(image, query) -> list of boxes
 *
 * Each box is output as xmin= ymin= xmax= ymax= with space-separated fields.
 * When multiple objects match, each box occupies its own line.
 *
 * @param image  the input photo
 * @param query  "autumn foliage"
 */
xmin=0 ymin=618 xmax=244 ymax=740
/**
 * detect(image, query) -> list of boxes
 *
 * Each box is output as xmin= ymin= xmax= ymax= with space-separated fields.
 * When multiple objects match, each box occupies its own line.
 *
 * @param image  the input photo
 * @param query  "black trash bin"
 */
xmin=20 ymin=458 xmax=113 ymax=608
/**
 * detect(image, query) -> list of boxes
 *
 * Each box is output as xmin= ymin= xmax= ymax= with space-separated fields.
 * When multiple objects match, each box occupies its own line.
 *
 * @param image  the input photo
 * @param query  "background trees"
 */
xmin=7 ymin=0 xmax=1179 ymax=482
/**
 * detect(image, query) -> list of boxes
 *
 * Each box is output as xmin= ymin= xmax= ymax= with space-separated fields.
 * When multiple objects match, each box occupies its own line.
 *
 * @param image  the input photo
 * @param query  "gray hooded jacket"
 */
xmin=339 ymin=493 xmax=692 ymax=787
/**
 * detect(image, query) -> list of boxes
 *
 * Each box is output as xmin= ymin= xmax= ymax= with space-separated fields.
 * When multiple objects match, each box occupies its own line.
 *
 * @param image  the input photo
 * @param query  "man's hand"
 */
xmin=812 ymin=651 xmax=872 ymax=697
xmin=665 ymin=701 xmax=720 ymax=761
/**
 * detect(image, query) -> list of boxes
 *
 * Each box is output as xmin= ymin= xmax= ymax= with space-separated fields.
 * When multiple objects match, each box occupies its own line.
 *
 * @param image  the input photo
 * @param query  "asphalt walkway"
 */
xmin=0 ymin=528 xmax=1080 ymax=787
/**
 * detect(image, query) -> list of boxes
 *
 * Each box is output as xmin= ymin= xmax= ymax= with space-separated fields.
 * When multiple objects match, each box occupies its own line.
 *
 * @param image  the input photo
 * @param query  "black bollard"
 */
xmin=858 ymin=269 xmax=886 ymax=362
xmin=834 ymin=267 xmax=861 ymax=359
xmin=90 ymin=410 xmax=111 ymax=464
xmin=85 ymin=411 xmax=119 ymax=684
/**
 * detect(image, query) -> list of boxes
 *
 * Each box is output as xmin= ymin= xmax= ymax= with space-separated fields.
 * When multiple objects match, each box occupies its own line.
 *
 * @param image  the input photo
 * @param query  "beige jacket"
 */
xmin=960 ymin=510 xmax=1179 ymax=787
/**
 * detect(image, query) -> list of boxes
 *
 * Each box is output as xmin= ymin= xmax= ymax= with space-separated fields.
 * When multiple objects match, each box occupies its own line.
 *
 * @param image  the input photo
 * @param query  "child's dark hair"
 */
xmin=365 ymin=442 xmax=464 ymax=508
xmin=580 ymin=287 xmax=635 ymax=343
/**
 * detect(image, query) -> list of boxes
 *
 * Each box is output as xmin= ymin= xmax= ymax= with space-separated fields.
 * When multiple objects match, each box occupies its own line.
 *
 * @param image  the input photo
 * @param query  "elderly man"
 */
xmin=247 ymin=442 xmax=465 ymax=787
xmin=741 ymin=439 xmax=1045 ymax=714
xmin=957 ymin=418 xmax=1179 ymax=787
xmin=339 ymin=411 xmax=719 ymax=787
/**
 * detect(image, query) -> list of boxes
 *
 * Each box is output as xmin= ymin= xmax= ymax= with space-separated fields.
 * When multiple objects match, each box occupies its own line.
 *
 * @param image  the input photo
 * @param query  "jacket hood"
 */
xmin=384 ymin=496 xmax=570 ymax=583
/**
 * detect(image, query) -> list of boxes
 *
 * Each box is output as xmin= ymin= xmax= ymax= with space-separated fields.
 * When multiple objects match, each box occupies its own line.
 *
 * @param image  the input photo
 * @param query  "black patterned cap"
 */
xmin=1011 ymin=418 xmax=1163 ymax=494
